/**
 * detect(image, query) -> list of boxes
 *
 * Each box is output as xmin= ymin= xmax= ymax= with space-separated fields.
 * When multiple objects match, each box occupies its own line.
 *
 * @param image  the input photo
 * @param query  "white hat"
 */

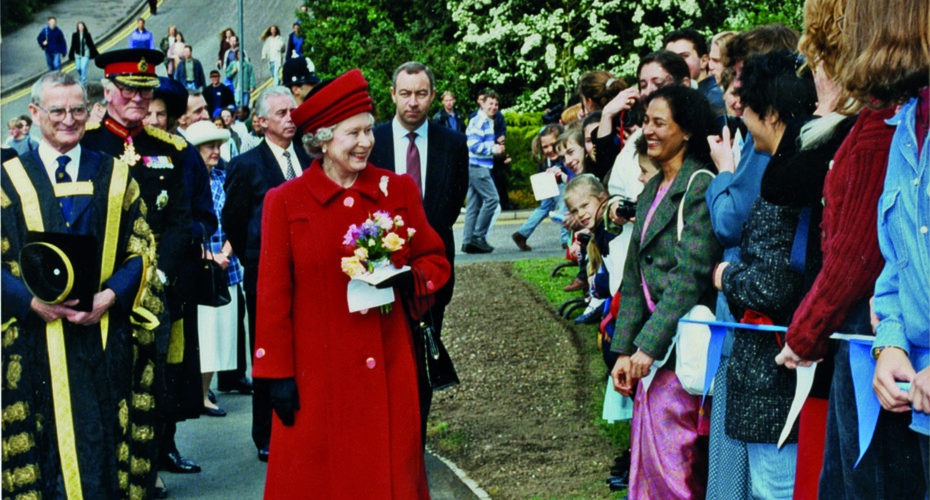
xmin=186 ymin=120 xmax=230 ymax=147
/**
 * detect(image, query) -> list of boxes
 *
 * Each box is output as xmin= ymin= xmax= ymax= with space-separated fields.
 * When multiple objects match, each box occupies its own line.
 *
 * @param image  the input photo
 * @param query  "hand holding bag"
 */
xmin=196 ymin=223 xmax=231 ymax=307
xmin=408 ymin=266 xmax=459 ymax=391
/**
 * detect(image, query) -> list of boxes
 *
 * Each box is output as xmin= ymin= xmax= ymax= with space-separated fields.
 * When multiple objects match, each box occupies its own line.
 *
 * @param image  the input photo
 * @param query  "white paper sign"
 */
xmin=345 ymin=265 xmax=410 ymax=312
xmin=530 ymin=172 xmax=559 ymax=200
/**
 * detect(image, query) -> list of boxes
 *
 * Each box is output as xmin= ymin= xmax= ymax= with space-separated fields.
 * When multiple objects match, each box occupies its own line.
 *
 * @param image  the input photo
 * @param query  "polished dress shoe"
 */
xmin=563 ymin=277 xmax=585 ymax=292
xmin=512 ymin=232 xmax=531 ymax=251
xmin=159 ymin=452 xmax=202 ymax=473
xmin=218 ymin=376 xmax=253 ymax=394
xmin=463 ymin=238 xmax=494 ymax=254
xmin=201 ymin=406 xmax=227 ymax=417
xmin=207 ymin=390 xmax=217 ymax=404
xmin=257 ymin=445 xmax=269 ymax=462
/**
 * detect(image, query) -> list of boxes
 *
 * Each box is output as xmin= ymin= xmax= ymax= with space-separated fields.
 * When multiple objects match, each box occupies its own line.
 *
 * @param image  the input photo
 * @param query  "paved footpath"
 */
xmin=2 ymin=2 xmax=566 ymax=495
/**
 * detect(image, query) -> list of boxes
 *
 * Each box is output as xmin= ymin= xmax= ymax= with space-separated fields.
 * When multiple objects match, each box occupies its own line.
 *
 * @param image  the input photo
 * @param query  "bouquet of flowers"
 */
xmin=341 ymin=211 xmax=416 ymax=279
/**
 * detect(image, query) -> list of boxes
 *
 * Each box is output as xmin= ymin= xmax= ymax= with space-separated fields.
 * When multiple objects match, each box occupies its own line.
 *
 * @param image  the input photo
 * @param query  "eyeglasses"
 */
xmin=115 ymin=84 xmax=155 ymax=100
xmin=36 ymin=105 xmax=88 ymax=121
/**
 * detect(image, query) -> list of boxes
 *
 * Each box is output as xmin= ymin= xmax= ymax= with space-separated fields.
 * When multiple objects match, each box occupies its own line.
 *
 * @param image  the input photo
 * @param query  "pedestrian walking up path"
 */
xmin=1 ymin=0 xmax=150 ymax=98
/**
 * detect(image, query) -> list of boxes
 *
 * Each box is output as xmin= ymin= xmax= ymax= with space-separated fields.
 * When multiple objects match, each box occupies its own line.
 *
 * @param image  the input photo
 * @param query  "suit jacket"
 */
xmin=368 ymin=121 xmax=469 ymax=309
xmin=610 ymin=156 xmax=722 ymax=361
xmin=223 ymin=140 xmax=311 ymax=269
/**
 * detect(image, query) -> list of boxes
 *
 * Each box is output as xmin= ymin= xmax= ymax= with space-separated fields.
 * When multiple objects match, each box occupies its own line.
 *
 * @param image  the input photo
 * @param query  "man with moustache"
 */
xmin=82 ymin=48 xmax=217 ymax=479
xmin=222 ymin=86 xmax=311 ymax=462
xmin=367 ymin=61 xmax=469 ymax=441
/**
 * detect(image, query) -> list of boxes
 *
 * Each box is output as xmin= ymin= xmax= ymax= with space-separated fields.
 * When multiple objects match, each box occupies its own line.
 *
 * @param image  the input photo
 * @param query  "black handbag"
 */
xmin=196 ymin=225 xmax=231 ymax=307
xmin=409 ymin=266 xmax=459 ymax=391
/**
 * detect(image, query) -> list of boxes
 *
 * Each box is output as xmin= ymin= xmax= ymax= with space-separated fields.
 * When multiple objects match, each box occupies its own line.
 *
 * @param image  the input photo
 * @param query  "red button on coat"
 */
xmin=256 ymin=348 xmax=266 ymax=359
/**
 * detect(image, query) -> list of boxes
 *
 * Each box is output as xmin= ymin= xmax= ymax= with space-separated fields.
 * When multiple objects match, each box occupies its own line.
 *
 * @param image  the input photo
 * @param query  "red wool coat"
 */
xmin=253 ymin=160 xmax=450 ymax=499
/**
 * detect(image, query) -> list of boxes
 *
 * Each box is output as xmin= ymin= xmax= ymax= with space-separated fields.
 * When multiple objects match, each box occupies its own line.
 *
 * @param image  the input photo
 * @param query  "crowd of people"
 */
xmin=4 ymin=0 xmax=928 ymax=498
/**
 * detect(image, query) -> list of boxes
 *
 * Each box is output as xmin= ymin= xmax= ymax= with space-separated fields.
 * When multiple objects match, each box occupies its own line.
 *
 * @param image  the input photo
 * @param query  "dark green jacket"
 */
xmin=611 ymin=156 xmax=722 ymax=361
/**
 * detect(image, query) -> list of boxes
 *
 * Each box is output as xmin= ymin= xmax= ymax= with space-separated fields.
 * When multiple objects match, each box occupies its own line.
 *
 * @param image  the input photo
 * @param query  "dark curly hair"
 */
xmin=637 ymin=50 xmax=691 ymax=88
xmin=644 ymin=86 xmax=718 ymax=169
xmin=735 ymin=50 xmax=817 ymax=122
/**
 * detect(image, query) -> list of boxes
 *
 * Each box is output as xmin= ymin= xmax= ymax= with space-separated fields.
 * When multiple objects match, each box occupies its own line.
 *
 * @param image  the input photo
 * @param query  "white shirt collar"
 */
xmin=38 ymin=140 xmax=81 ymax=185
xmin=265 ymin=139 xmax=302 ymax=179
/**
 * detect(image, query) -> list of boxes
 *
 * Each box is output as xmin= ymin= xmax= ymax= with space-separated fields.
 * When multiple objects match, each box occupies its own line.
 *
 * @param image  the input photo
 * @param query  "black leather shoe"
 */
xmin=257 ymin=445 xmax=269 ymax=462
xmin=159 ymin=452 xmax=202 ymax=473
xmin=218 ymin=377 xmax=253 ymax=394
xmin=463 ymin=241 xmax=493 ymax=254
xmin=207 ymin=390 xmax=217 ymax=404
xmin=201 ymin=406 xmax=227 ymax=417
xmin=607 ymin=471 xmax=629 ymax=491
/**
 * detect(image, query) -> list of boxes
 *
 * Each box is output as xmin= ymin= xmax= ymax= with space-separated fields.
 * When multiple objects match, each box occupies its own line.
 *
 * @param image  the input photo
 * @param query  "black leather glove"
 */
xmin=267 ymin=378 xmax=300 ymax=426
xmin=374 ymin=268 xmax=413 ymax=292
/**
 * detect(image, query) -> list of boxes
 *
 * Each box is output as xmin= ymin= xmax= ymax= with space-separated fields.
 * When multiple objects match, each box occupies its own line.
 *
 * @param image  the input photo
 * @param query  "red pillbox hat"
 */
xmin=291 ymin=69 xmax=374 ymax=137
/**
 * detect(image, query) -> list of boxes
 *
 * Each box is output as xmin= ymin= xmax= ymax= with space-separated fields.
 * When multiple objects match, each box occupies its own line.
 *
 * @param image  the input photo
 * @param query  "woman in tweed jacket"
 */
xmin=610 ymin=85 xmax=721 ymax=500
xmin=712 ymin=51 xmax=818 ymax=499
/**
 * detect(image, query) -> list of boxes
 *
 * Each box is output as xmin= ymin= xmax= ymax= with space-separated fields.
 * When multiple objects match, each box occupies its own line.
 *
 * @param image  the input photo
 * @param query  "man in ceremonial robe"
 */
xmin=81 ymin=48 xmax=216 ymax=474
xmin=1 ymin=71 xmax=162 ymax=499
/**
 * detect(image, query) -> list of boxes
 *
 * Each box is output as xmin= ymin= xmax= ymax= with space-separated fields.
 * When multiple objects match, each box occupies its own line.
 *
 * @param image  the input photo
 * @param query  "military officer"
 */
xmin=81 ymin=48 xmax=217 ymax=478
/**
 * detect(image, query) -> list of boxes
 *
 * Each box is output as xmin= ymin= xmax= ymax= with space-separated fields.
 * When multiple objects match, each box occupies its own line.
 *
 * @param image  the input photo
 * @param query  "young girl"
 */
xmin=512 ymin=124 xmax=565 ymax=251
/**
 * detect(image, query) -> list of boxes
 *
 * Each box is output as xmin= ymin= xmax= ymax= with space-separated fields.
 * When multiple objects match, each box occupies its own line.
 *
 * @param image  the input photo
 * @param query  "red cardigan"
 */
xmin=787 ymin=106 xmax=896 ymax=359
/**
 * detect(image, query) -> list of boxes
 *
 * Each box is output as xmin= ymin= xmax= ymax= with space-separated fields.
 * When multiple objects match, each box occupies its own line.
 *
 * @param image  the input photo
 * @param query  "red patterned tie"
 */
xmin=406 ymin=132 xmax=422 ymax=195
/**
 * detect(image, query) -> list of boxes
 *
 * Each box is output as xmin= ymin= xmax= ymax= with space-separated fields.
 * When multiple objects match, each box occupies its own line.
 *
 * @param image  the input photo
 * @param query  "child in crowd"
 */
xmin=558 ymin=129 xmax=594 ymax=292
xmin=634 ymin=135 xmax=660 ymax=185
xmin=512 ymin=124 xmax=566 ymax=251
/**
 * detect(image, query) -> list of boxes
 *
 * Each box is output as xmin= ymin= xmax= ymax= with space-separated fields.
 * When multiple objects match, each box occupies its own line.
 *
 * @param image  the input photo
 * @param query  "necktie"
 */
xmin=55 ymin=155 xmax=73 ymax=225
xmin=406 ymin=132 xmax=422 ymax=194
xmin=282 ymin=150 xmax=296 ymax=180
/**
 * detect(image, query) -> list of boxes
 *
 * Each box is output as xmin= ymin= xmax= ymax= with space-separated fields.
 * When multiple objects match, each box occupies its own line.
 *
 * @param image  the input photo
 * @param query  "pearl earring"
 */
xmin=322 ymin=147 xmax=327 ymax=154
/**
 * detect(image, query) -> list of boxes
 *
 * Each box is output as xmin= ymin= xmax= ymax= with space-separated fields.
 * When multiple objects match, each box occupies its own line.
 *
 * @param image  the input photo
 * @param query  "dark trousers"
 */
xmin=244 ymin=266 xmax=272 ymax=450
xmin=492 ymin=155 xmax=512 ymax=210
xmin=413 ymin=301 xmax=449 ymax=446
xmin=819 ymin=341 xmax=927 ymax=499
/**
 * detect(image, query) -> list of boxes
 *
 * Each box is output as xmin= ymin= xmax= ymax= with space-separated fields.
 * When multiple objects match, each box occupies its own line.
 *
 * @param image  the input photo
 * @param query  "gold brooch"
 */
xmin=119 ymin=140 xmax=141 ymax=166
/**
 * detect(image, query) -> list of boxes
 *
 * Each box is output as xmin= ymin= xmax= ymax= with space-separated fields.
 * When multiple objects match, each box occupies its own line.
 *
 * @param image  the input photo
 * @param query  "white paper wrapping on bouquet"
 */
xmin=346 ymin=264 xmax=410 ymax=312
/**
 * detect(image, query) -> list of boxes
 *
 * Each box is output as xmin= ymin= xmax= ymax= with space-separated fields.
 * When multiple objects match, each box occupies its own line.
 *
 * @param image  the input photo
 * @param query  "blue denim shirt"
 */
xmin=873 ymin=97 xmax=930 ymax=435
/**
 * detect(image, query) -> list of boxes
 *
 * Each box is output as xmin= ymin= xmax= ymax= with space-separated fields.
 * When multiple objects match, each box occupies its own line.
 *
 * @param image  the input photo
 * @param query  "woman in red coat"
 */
xmin=253 ymin=69 xmax=450 ymax=499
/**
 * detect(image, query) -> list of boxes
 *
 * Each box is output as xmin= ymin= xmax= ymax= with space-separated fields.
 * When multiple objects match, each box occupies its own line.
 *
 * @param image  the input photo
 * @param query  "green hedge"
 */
xmin=1 ymin=0 xmax=58 ymax=35
xmin=502 ymin=111 xmax=545 ymax=208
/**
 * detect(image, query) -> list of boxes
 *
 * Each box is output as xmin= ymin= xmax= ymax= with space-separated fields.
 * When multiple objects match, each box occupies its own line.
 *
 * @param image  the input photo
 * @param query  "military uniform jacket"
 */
xmin=82 ymin=117 xmax=194 ymax=283
xmin=0 ymin=148 xmax=163 ymax=499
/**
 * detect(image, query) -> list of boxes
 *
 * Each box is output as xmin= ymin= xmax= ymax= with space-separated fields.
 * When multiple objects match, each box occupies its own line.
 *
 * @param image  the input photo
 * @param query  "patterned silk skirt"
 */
xmin=629 ymin=367 xmax=708 ymax=500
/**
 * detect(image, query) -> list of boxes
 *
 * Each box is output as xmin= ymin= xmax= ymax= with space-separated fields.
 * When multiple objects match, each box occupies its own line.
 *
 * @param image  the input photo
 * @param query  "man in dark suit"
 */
xmin=223 ymin=86 xmax=309 ymax=462
xmin=367 ymin=61 xmax=469 ymax=441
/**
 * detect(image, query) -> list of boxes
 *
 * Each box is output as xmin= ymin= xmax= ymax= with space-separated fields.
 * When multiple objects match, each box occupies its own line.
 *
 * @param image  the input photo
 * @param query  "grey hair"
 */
xmin=31 ymin=72 xmax=86 ymax=107
xmin=392 ymin=61 xmax=435 ymax=91
xmin=255 ymin=86 xmax=296 ymax=118
xmin=300 ymin=113 xmax=375 ymax=155
xmin=301 ymin=125 xmax=335 ymax=155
